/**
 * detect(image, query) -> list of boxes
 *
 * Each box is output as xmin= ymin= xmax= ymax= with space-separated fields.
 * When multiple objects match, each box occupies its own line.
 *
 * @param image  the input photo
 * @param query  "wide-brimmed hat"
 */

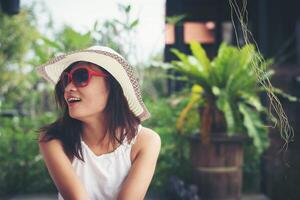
xmin=36 ymin=45 xmax=151 ymax=121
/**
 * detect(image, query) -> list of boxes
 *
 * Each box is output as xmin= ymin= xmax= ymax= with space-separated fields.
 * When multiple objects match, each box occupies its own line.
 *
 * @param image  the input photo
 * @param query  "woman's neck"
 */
xmin=81 ymin=115 xmax=108 ymax=147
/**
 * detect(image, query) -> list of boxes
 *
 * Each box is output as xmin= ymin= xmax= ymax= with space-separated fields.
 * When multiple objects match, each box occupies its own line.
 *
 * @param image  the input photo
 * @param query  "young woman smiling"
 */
xmin=37 ymin=46 xmax=161 ymax=200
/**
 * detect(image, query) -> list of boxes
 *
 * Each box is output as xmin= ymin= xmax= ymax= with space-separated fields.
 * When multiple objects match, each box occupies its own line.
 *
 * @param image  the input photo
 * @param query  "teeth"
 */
xmin=67 ymin=97 xmax=81 ymax=102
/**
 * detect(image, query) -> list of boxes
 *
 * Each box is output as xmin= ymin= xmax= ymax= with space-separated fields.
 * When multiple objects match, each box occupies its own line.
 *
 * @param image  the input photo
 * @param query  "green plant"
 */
xmin=142 ymin=96 xmax=195 ymax=197
xmin=0 ymin=113 xmax=57 ymax=195
xmin=91 ymin=4 xmax=139 ymax=62
xmin=165 ymin=14 xmax=186 ymax=25
xmin=166 ymin=42 xmax=297 ymax=155
xmin=0 ymin=9 xmax=39 ymax=111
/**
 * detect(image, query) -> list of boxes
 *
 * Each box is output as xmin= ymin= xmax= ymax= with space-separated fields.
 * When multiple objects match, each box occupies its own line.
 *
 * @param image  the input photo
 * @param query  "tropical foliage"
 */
xmin=167 ymin=42 xmax=278 ymax=154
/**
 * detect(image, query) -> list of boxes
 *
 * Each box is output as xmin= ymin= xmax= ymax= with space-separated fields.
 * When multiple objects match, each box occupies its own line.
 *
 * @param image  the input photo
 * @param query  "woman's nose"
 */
xmin=64 ymin=81 xmax=77 ymax=92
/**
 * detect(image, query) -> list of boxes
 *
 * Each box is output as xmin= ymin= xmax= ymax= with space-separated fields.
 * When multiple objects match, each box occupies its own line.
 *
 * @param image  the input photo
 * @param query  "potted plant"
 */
xmin=166 ymin=41 xmax=296 ymax=200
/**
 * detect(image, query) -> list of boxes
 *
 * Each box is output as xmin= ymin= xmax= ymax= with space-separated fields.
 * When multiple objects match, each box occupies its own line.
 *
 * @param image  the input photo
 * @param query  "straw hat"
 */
xmin=36 ymin=45 xmax=151 ymax=121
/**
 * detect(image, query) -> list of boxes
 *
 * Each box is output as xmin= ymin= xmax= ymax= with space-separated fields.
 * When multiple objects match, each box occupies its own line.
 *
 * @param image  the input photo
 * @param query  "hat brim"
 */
xmin=36 ymin=49 xmax=151 ymax=121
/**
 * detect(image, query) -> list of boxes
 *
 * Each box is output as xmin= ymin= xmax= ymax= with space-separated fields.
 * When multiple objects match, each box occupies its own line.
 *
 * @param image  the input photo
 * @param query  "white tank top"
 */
xmin=58 ymin=124 xmax=142 ymax=200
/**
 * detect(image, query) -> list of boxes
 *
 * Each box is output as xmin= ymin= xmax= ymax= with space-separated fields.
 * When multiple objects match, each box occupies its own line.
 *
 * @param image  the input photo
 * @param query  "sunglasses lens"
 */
xmin=61 ymin=73 xmax=69 ymax=89
xmin=73 ymin=68 xmax=89 ymax=87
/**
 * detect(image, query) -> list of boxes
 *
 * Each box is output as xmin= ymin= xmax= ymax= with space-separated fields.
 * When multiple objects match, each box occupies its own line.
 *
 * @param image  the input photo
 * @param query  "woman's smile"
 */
xmin=67 ymin=100 xmax=81 ymax=107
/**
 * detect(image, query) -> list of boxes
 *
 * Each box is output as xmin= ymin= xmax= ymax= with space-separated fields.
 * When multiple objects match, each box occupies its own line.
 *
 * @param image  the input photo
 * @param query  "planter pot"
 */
xmin=188 ymin=133 xmax=249 ymax=200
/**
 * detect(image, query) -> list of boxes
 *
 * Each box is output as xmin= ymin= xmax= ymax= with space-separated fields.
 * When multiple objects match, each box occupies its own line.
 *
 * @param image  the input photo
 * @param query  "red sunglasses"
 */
xmin=60 ymin=66 xmax=108 ymax=89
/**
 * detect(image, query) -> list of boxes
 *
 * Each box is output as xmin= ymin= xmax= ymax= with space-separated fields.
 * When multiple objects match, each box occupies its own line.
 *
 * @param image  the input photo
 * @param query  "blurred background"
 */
xmin=0 ymin=0 xmax=299 ymax=199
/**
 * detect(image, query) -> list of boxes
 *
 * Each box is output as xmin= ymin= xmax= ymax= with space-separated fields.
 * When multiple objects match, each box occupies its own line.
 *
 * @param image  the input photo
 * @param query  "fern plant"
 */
xmin=167 ymin=42 xmax=294 ymax=154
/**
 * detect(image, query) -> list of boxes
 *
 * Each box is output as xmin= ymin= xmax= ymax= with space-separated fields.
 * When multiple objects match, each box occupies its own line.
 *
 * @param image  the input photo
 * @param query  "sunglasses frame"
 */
xmin=60 ymin=66 xmax=108 ymax=89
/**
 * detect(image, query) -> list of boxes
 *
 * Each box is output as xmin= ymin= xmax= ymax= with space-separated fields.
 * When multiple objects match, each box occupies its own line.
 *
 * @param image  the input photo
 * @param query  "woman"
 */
xmin=37 ymin=46 xmax=161 ymax=200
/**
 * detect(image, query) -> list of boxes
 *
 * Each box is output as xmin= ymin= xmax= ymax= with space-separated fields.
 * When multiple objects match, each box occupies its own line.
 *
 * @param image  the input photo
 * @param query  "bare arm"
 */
xmin=117 ymin=128 xmax=161 ymax=200
xmin=39 ymin=134 xmax=89 ymax=200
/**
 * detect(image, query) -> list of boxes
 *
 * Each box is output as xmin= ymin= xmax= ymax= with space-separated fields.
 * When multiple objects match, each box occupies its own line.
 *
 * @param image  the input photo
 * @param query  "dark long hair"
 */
xmin=38 ymin=61 xmax=141 ymax=161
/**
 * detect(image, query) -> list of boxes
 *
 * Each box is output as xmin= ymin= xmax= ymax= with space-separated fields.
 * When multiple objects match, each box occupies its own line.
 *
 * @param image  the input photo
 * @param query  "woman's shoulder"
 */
xmin=39 ymin=133 xmax=63 ymax=155
xmin=138 ymin=126 xmax=160 ymax=143
xmin=38 ymin=133 xmax=73 ymax=162
xmin=132 ymin=126 xmax=161 ymax=155
xmin=38 ymin=132 xmax=63 ymax=148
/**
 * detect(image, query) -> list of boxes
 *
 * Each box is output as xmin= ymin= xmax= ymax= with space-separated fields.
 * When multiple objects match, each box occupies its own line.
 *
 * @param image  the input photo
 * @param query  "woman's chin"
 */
xmin=68 ymin=108 xmax=106 ymax=120
xmin=69 ymin=111 xmax=83 ymax=120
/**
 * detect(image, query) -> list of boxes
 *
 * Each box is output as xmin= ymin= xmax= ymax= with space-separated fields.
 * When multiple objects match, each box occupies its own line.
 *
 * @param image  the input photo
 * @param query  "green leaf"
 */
xmin=212 ymin=86 xmax=221 ymax=96
xmin=170 ymin=48 xmax=189 ymax=63
xmin=260 ymin=69 xmax=275 ymax=81
xmin=93 ymin=20 xmax=99 ymax=31
xmin=165 ymin=14 xmax=186 ymax=25
xmin=41 ymin=36 xmax=63 ymax=51
xmin=32 ymin=44 xmax=49 ymax=63
xmin=216 ymin=97 xmax=235 ymax=135
xmin=130 ymin=19 xmax=139 ymax=29
xmin=125 ymin=5 xmax=131 ymax=13
xmin=239 ymin=44 xmax=256 ymax=68
xmin=211 ymin=43 xmax=240 ymax=87
xmin=239 ymin=103 xmax=269 ymax=154
xmin=190 ymin=41 xmax=211 ymax=75
xmin=240 ymin=92 xmax=263 ymax=111
xmin=169 ymin=51 xmax=210 ymax=91
xmin=269 ymin=87 xmax=300 ymax=102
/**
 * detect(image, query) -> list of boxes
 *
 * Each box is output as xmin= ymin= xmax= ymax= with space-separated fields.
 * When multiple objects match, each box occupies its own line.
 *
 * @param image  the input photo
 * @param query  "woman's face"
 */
xmin=63 ymin=62 xmax=110 ymax=121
